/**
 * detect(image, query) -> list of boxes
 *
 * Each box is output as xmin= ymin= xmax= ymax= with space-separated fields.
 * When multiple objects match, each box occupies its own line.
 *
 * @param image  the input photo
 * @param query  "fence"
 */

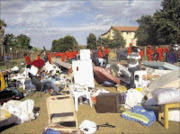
xmin=0 ymin=50 xmax=38 ymax=62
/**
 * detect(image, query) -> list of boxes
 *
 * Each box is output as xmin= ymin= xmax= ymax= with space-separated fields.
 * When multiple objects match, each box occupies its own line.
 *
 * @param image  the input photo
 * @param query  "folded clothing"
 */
xmin=122 ymin=106 xmax=156 ymax=126
xmin=152 ymin=88 xmax=180 ymax=105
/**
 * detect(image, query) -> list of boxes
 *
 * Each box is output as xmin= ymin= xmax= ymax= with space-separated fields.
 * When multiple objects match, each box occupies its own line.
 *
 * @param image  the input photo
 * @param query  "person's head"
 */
xmin=129 ymin=43 xmax=133 ymax=46
xmin=24 ymin=53 xmax=27 ymax=57
xmin=106 ymin=45 xmax=108 ymax=47
xmin=148 ymin=45 xmax=151 ymax=48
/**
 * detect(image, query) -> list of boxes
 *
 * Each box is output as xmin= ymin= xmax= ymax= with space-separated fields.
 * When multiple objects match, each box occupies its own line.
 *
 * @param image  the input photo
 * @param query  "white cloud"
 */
xmin=1 ymin=0 xmax=163 ymax=49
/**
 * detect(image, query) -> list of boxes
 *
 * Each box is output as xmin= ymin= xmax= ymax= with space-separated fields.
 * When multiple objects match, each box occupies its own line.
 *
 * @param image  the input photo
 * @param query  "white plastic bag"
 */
xmin=79 ymin=120 xmax=97 ymax=134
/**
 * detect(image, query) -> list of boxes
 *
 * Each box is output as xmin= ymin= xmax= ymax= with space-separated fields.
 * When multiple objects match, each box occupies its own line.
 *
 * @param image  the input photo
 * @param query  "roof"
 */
xmin=112 ymin=26 xmax=138 ymax=32
xmin=102 ymin=26 xmax=138 ymax=36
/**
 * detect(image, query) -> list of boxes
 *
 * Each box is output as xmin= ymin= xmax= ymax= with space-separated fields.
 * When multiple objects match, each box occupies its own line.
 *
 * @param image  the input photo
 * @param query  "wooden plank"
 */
xmin=53 ymin=58 xmax=72 ymax=69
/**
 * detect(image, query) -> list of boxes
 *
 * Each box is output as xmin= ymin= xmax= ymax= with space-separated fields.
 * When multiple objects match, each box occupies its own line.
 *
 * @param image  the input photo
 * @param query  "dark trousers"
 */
xmin=117 ymin=54 xmax=121 ymax=61
xmin=105 ymin=54 xmax=108 ymax=64
xmin=128 ymin=66 xmax=140 ymax=88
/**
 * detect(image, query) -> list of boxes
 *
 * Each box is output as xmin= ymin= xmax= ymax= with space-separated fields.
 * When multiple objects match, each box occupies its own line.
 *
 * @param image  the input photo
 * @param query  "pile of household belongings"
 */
xmin=121 ymin=68 xmax=180 ymax=126
xmin=0 ymin=99 xmax=39 ymax=128
xmin=92 ymin=61 xmax=180 ymax=126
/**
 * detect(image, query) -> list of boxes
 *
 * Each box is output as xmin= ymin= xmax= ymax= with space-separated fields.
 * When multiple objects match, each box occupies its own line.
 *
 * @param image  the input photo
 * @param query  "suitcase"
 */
xmin=94 ymin=93 xmax=126 ymax=113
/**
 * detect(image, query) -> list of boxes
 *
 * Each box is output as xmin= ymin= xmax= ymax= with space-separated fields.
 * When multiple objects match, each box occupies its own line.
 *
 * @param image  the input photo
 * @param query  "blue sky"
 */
xmin=1 ymin=0 xmax=162 ymax=49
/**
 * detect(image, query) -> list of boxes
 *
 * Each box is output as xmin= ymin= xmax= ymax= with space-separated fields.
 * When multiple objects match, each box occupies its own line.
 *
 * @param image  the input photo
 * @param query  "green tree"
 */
xmin=51 ymin=40 xmax=58 ymax=52
xmin=0 ymin=19 xmax=7 ymax=56
xmin=4 ymin=33 xmax=17 ymax=52
xmin=87 ymin=33 xmax=97 ymax=49
xmin=154 ymin=0 xmax=180 ymax=44
xmin=111 ymin=30 xmax=126 ymax=48
xmin=33 ymin=47 xmax=41 ymax=52
xmin=0 ymin=19 xmax=7 ymax=29
xmin=50 ymin=35 xmax=78 ymax=52
xmin=17 ymin=34 xmax=31 ymax=49
xmin=64 ymin=35 xmax=78 ymax=50
xmin=135 ymin=15 xmax=158 ymax=46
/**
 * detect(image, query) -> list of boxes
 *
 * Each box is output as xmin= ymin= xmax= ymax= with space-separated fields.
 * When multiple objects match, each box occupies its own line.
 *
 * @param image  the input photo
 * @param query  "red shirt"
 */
xmin=128 ymin=46 xmax=132 ymax=55
xmin=25 ymin=56 xmax=31 ymax=65
xmin=48 ymin=54 xmax=51 ymax=64
xmin=147 ymin=48 xmax=153 ymax=55
xmin=104 ymin=48 xmax=109 ymax=55
xmin=98 ymin=49 xmax=102 ymax=58
xmin=156 ymin=47 xmax=163 ymax=55
xmin=61 ymin=53 xmax=65 ymax=62
xmin=139 ymin=50 xmax=144 ymax=59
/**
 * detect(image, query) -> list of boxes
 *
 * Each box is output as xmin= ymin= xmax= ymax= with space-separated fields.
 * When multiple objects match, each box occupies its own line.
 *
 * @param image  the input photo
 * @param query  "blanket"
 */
xmin=122 ymin=106 xmax=156 ymax=126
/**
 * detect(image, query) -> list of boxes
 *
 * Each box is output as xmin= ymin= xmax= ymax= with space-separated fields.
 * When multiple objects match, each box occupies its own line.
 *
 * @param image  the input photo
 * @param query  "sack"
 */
xmin=152 ymin=88 xmax=180 ymax=104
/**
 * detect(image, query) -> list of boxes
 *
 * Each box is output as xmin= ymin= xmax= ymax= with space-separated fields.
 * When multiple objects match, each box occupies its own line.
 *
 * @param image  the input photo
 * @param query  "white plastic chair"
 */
xmin=134 ymin=70 xmax=149 ymax=88
xmin=68 ymin=84 xmax=92 ymax=111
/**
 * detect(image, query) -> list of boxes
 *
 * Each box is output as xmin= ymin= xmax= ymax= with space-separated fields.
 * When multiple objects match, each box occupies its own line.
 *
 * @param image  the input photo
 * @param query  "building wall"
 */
xmin=102 ymin=28 xmax=137 ymax=48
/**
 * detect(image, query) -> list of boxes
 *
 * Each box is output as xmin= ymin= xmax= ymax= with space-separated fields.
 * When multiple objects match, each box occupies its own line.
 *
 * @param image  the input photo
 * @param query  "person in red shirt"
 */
xmin=104 ymin=45 xmax=109 ymax=64
xmin=37 ymin=55 xmax=40 ymax=60
xmin=47 ymin=53 xmax=52 ymax=64
xmin=147 ymin=45 xmax=153 ymax=61
xmin=98 ymin=46 xmax=103 ymax=58
xmin=128 ymin=43 xmax=133 ymax=55
xmin=139 ymin=48 xmax=144 ymax=60
xmin=61 ymin=52 xmax=65 ymax=62
xmin=156 ymin=45 xmax=163 ymax=61
xmin=24 ymin=53 xmax=31 ymax=68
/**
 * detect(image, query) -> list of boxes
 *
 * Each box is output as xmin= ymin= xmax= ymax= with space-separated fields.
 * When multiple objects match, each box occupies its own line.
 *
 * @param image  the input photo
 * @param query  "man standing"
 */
xmin=147 ymin=45 xmax=153 ymax=61
xmin=104 ymin=45 xmax=109 ymax=64
xmin=24 ymin=53 xmax=31 ymax=68
xmin=128 ymin=43 xmax=133 ymax=55
xmin=139 ymin=48 xmax=144 ymax=60
xmin=98 ymin=46 xmax=103 ymax=58
xmin=156 ymin=45 xmax=163 ymax=61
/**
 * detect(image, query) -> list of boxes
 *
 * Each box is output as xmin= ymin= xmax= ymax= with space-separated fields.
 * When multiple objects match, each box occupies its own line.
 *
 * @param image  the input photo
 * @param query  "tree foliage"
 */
xmin=135 ymin=0 xmax=180 ymax=46
xmin=17 ymin=34 xmax=31 ymax=49
xmin=154 ymin=0 xmax=180 ymax=44
xmin=4 ymin=33 xmax=31 ymax=52
xmin=135 ymin=15 xmax=158 ymax=46
xmin=51 ymin=35 xmax=79 ymax=52
xmin=111 ymin=29 xmax=126 ymax=48
xmin=87 ymin=33 xmax=97 ymax=49
xmin=0 ymin=19 xmax=7 ymax=29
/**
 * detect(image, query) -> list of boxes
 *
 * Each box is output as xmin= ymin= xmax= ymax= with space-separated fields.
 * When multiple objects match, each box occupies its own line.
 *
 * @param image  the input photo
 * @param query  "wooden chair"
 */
xmin=158 ymin=102 xmax=180 ymax=129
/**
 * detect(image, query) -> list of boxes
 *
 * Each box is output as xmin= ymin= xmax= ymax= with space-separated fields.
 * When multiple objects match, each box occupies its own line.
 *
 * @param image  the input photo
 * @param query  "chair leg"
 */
xmin=75 ymin=97 xmax=79 ymax=111
xmin=158 ymin=105 xmax=163 ymax=121
xmin=88 ymin=94 xmax=92 ymax=108
xmin=164 ymin=104 xmax=169 ymax=129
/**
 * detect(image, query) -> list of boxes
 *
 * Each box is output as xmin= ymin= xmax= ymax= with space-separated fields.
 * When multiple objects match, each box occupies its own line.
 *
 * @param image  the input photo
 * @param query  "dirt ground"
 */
xmin=1 ymin=58 xmax=180 ymax=133
xmin=1 ymin=86 xmax=180 ymax=134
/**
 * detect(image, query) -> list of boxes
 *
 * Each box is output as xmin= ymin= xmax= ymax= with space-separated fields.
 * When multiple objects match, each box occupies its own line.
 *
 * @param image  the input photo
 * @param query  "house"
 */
xmin=101 ymin=26 xmax=138 ymax=48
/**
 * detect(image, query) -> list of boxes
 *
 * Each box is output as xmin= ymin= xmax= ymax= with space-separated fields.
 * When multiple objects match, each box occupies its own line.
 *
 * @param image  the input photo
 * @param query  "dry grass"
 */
xmin=1 ymin=86 xmax=180 ymax=134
